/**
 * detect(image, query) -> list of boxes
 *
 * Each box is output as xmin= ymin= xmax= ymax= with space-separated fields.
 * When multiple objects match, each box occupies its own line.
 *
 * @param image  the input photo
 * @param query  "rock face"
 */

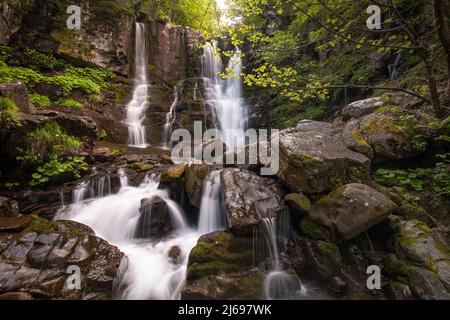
xmin=135 ymin=196 xmax=172 ymax=239
xmin=10 ymin=0 xmax=135 ymax=75
xmin=0 ymin=216 xmax=124 ymax=299
xmin=0 ymin=0 xmax=35 ymax=45
xmin=185 ymin=163 xmax=214 ymax=208
xmin=220 ymin=168 xmax=286 ymax=232
xmin=183 ymin=231 xmax=264 ymax=299
xmin=0 ymin=81 xmax=35 ymax=114
xmin=390 ymin=217 xmax=450 ymax=299
xmin=37 ymin=110 xmax=99 ymax=139
xmin=277 ymin=121 xmax=371 ymax=194
xmin=309 ymin=183 xmax=397 ymax=240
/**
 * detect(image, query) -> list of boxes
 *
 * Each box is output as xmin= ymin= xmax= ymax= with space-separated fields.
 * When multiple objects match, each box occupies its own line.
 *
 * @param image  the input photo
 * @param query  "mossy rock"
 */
xmin=128 ymin=162 xmax=154 ymax=172
xmin=285 ymin=193 xmax=311 ymax=214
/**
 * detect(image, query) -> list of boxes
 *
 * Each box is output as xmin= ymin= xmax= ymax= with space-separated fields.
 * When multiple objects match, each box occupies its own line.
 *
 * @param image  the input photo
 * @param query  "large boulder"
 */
xmin=277 ymin=120 xmax=371 ymax=194
xmin=135 ymin=196 xmax=172 ymax=239
xmin=358 ymin=113 xmax=426 ymax=161
xmin=0 ymin=216 xmax=124 ymax=299
xmin=308 ymin=183 xmax=397 ymax=240
xmin=220 ymin=168 xmax=286 ymax=232
xmin=182 ymin=231 xmax=264 ymax=299
xmin=0 ymin=81 xmax=35 ymax=114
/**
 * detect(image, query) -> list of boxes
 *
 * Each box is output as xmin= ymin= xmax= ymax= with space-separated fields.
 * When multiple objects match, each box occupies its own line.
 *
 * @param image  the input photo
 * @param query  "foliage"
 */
xmin=272 ymin=103 xmax=327 ymax=128
xmin=23 ymin=49 xmax=66 ymax=71
xmin=0 ymin=96 xmax=20 ymax=147
xmin=30 ymin=93 xmax=52 ymax=109
xmin=57 ymin=98 xmax=83 ymax=109
xmin=374 ymin=168 xmax=431 ymax=191
xmin=30 ymin=156 xmax=88 ymax=186
xmin=19 ymin=121 xmax=82 ymax=163
xmin=99 ymin=129 xmax=108 ymax=139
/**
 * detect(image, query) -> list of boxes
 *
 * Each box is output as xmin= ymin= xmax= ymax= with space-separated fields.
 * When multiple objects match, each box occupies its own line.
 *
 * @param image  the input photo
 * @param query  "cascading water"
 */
xmin=197 ymin=170 xmax=228 ymax=235
xmin=55 ymin=172 xmax=199 ymax=300
xmin=201 ymin=42 xmax=248 ymax=148
xmin=126 ymin=22 xmax=149 ymax=148
xmin=162 ymin=82 xmax=184 ymax=149
xmin=255 ymin=216 xmax=306 ymax=300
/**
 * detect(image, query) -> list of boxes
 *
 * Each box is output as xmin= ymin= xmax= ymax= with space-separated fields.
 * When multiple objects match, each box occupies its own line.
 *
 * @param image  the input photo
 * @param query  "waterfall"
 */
xmin=126 ymin=22 xmax=149 ymax=148
xmin=255 ymin=216 xmax=306 ymax=300
xmin=201 ymin=42 xmax=248 ymax=148
xmin=197 ymin=170 xmax=228 ymax=235
xmin=162 ymin=82 xmax=183 ymax=149
xmin=55 ymin=173 xmax=199 ymax=300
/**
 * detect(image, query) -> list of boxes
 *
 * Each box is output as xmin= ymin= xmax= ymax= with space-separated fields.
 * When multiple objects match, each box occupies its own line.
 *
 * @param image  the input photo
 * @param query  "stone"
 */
xmin=185 ymin=163 xmax=213 ymax=208
xmin=92 ymin=147 xmax=116 ymax=163
xmin=168 ymin=246 xmax=182 ymax=265
xmin=0 ymin=292 xmax=33 ymax=300
xmin=342 ymin=119 xmax=374 ymax=159
xmin=220 ymin=168 xmax=286 ymax=232
xmin=342 ymin=97 xmax=384 ymax=119
xmin=309 ymin=183 xmax=397 ymax=240
xmin=135 ymin=196 xmax=172 ymax=239
xmin=0 ymin=216 xmax=32 ymax=232
xmin=37 ymin=110 xmax=99 ymax=139
xmin=0 ymin=81 xmax=35 ymax=114
xmin=277 ymin=121 xmax=371 ymax=194
xmin=285 ymin=193 xmax=311 ymax=214
xmin=0 ymin=197 xmax=19 ymax=217
xmin=0 ymin=216 xmax=124 ymax=299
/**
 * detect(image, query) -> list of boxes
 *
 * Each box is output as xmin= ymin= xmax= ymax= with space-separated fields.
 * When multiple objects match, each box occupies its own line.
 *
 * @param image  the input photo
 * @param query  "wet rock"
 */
xmin=342 ymin=97 xmax=384 ymax=120
xmin=168 ymin=246 xmax=182 ymax=265
xmin=135 ymin=196 xmax=172 ymax=239
xmin=220 ymin=168 xmax=285 ymax=232
xmin=0 ymin=81 xmax=35 ymax=114
xmin=309 ymin=183 xmax=397 ymax=241
xmin=183 ymin=231 xmax=262 ymax=299
xmin=277 ymin=121 xmax=371 ymax=194
xmin=185 ymin=163 xmax=214 ymax=208
xmin=0 ymin=197 xmax=19 ymax=217
xmin=92 ymin=147 xmax=116 ymax=163
xmin=285 ymin=193 xmax=311 ymax=214
xmin=0 ymin=216 xmax=123 ymax=299
xmin=407 ymin=266 xmax=450 ymax=300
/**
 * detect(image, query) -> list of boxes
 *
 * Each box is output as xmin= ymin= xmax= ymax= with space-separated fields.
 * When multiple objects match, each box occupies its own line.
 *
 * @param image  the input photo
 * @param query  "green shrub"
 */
xmin=30 ymin=93 xmax=52 ymax=109
xmin=57 ymin=98 xmax=83 ymax=109
xmin=23 ymin=49 xmax=66 ymax=71
xmin=374 ymin=168 xmax=431 ymax=191
xmin=0 ymin=96 xmax=20 ymax=147
xmin=22 ymin=121 xmax=82 ymax=162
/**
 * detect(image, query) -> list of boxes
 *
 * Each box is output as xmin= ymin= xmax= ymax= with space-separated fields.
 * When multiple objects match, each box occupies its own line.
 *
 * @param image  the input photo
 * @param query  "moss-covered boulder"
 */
xmin=342 ymin=119 xmax=374 ymax=159
xmin=277 ymin=120 xmax=371 ymax=194
xmin=182 ymin=230 xmax=264 ymax=299
xmin=0 ymin=215 xmax=124 ymax=299
xmin=309 ymin=183 xmax=397 ymax=241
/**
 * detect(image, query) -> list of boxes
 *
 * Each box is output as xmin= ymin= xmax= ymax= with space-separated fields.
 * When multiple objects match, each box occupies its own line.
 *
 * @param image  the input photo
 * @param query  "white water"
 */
xmin=258 ymin=217 xmax=306 ymax=300
xmin=56 ymin=173 xmax=199 ymax=300
xmin=201 ymin=42 xmax=248 ymax=148
xmin=126 ymin=23 xmax=149 ymax=148
xmin=198 ymin=170 xmax=228 ymax=235
xmin=162 ymin=82 xmax=183 ymax=149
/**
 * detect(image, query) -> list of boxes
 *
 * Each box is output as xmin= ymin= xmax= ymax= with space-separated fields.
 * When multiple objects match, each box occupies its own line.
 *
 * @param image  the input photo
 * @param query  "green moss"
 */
xmin=128 ymin=162 xmax=154 ymax=172
xmin=316 ymin=240 xmax=342 ymax=265
xmin=351 ymin=128 xmax=369 ymax=146
xmin=30 ymin=93 xmax=52 ymax=109
xmin=57 ymin=98 xmax=83 ymax=109
xmin=299 ymin=218 xmax=329 ymax=240
xmin=164 ymin=165 xmax=186 ymax=179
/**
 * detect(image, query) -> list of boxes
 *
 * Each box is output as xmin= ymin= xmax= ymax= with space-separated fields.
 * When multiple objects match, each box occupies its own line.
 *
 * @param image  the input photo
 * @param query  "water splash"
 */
xmin=162 ymin=82 xmax=184 ymax=149
xmin=55 ymin=173 xmax=198 ymax=300
xmin=126 ymin=22 xmax=149 ymax=148
xmin=201 ymin=42 xmax=248 ymax=148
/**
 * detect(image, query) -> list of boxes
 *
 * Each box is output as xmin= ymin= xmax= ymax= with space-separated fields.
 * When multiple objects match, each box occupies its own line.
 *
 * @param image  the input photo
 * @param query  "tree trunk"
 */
xmin=434 ymin=0 xmax=450 ymax=109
